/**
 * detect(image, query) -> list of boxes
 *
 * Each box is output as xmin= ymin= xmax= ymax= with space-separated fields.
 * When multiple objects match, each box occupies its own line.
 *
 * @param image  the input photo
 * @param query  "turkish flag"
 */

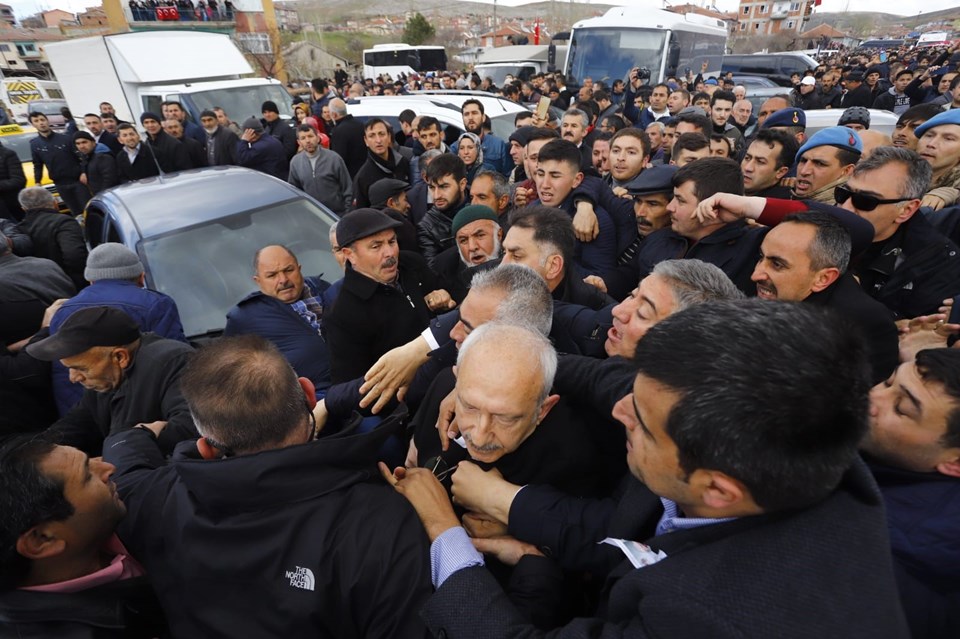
xmin=814 ymin=0 xmax=822 ymax=5
xmin=535 ymin=21 xmax=540 ymax=45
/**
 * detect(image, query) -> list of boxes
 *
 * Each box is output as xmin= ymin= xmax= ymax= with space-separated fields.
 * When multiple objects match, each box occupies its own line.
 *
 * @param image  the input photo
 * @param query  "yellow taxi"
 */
xmin=0 ymin=122 xmax=66 ymax=209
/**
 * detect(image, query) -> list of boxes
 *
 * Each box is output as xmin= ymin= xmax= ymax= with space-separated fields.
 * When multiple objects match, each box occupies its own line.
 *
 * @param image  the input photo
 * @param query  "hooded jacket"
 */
xmin=103 ymin=408 xmax=433 ymax=639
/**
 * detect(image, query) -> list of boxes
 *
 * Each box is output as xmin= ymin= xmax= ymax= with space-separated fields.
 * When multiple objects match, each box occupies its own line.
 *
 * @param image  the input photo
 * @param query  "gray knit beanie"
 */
xmin=84 ymin=243 xmax=144 ymax=282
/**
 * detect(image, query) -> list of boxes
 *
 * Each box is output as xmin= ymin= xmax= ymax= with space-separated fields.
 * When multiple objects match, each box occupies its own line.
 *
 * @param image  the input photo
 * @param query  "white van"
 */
xmin=0 ymin=79 xmax=65 ymax=124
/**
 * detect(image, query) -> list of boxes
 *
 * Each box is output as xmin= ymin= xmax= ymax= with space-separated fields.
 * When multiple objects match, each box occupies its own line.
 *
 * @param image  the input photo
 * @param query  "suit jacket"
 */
xmin=805 ymin=274 xmax=898 ymax=384
xmin=422 ymin=459 xmax=910 ymax=638
xmin=116 ymin=145 xmax=160 ymax=182
xmin=329 ymin=114 xmax=368 ymax=178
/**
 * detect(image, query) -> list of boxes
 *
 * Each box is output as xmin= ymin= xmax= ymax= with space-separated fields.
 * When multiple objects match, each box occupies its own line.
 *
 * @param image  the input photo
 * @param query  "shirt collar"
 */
xmin=655 ymin=497 xmax=736 ymax=536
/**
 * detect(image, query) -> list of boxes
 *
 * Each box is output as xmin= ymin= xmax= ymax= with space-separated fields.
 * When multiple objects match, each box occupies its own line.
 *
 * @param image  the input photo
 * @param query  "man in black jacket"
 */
xmin=840 ymin=70 xmax=875 ymax=108
xmin=114 ymin=124 xmax=160 ymax=183
xmin=417 ymin=153 xmax=470 ymax=266
xmin=102 ymin=334 xmax=433 ymax=638
xmin=139 ymin=112 xmax=190 ymax=173
xmin=354 ymin=118 xmax=412 ymax=208
xmin=162 ymin=118 xmax=206 ymax=169
xmin=261 ymin=100 xmax=297 ymax=160
xmin=844 ymin=146 xmax=960 ymax=319
xmin=16 ymin=187 xmax=88 ymax=290
xmin=74 ymin=132 xmax=118 ymax=196
xmin=751 ymin=210 xmax=898 ymax=384
xmin=82 ymin=113 xmax=122 ymax=154
xmin=0 ymin=436 xmax=167 ymax=638
xmin=323 ymin=208 xmax=451 ymax=384
xmin=0 ymin=139 xmax=25 ymax=220
xmin=328 ymin=97 xmax=368 ymax=178
xmin=384 ymin=300 xmax=910 ymax=638
xmin=28 ymin=111 xmax=87 ymax=217
xmin=27 ymin=306 xmax=197 ymax=456
xmin=198 ymin=109 xmax=238 ymax=166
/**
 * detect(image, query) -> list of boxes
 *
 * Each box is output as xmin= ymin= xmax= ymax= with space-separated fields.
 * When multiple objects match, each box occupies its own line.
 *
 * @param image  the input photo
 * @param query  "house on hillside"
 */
xmin=798 ymin=23 xmax=859 ymax=50
xmin=283 ymin=40 xmax=350 ymax=82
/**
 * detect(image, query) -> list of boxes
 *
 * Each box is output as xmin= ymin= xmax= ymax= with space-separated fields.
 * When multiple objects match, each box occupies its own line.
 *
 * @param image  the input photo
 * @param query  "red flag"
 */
xmin=814 ymin=0 xmax=822 ymax=5
xmin=534 ymin=20 xmax=540 ymax=45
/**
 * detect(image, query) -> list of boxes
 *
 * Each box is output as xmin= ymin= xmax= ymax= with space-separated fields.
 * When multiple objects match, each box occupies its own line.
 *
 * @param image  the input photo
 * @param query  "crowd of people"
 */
xmin=1 ymin=40 xmax=959 ymax=638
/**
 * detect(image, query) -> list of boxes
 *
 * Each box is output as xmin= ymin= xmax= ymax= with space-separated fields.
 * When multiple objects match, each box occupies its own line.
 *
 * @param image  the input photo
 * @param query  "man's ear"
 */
xmin=298 ymin=377 xmax=317 ymax=410
xmin=196 ymin=437 xmax=222 ymax=460
xmin=936 ymin=452 xmax=960 ymax=479
xmin=810 ymin=267 xmax=841 ymax=293
xmin=691 ymin=469 xmax=751 ymax=512
xmin=545 ymin=253 xmax=565 ymax=281
xmin=572 ymin=171 xmax=584 ymax=189
xmin=16 ymin=525 xmax=66 ymax=562
xmin=536 ymin=394 xmax=561 ymax=425
xmin=775 ymin=165 xmax=791 ymax=181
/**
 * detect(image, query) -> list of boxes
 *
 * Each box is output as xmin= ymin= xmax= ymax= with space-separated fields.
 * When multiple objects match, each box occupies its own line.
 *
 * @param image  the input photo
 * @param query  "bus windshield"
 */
xmin=568 ymin=28 xmax=666 ymax=85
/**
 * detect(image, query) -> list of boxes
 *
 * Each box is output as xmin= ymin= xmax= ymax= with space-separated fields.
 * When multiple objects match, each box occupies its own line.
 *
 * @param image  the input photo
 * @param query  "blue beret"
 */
xmin=914 ymin=109 xmax=960 ymax=138
xmin=762 ymin=107 xmax=806 ymax=129
xmin=796 ymin=126 xmax=863 ymax=162
xmin=626 ymin=165 xmax=678 ymax=195
xmin=704 ymin=78 xmax=718 ymax=86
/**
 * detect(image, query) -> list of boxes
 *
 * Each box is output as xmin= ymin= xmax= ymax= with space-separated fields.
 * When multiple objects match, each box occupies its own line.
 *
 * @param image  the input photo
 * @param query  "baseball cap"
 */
xmin=27 ymin=307 xmax=141 ymax=361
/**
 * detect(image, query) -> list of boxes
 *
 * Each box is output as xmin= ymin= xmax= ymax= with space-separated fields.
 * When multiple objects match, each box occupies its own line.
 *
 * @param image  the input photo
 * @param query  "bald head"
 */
xmin=329 ymin=98 xmax=348 ymax=120
xmin=858 ymin=131 xmax=892 ymax=160
xmin=757 ymin=96 xmax=791 ymax=128
xmin=253 ymin=245 xmax=305 ymax=303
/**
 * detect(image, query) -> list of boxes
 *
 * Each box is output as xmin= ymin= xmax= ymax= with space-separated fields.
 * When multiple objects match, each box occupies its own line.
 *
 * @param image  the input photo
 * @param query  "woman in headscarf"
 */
xmin=456 ymin=131 xmax=493 ymax=187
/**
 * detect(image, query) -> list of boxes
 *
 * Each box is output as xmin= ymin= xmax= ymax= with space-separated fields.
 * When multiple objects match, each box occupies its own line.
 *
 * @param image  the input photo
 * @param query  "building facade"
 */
xmin=736 ymin=0 xmax=815 ymax=36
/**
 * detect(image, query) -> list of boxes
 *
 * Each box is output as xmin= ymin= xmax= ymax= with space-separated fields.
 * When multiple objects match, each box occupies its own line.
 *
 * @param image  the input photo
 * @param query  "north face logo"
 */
xmin=285 ymin=566 xmax=315 ymax=591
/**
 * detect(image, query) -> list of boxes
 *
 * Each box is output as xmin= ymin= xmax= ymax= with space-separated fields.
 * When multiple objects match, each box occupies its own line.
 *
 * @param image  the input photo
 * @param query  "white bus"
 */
xmin=565 ymin=7 xmax=728 ymax=85
xmin=362 ymin=43 xmax=447 ymax=80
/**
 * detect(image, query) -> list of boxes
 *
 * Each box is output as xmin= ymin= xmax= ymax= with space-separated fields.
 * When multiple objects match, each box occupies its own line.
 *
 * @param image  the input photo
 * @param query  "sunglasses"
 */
xmin=834 ymin=184 xmax=913 ymax=211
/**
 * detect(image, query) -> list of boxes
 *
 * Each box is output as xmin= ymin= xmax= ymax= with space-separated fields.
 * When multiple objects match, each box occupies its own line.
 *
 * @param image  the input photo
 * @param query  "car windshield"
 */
xmin=475 ymin=65 xmax=537 ymax=86
xmin=489 ymin=113 xmax=517 ymax=142
xmin=140 ymin=197 xmax=340 ymax=338
xmin=0 ymin=132 xmax=35 ymax=162
xmin=190 ymin=84 xmax=294 ymax=120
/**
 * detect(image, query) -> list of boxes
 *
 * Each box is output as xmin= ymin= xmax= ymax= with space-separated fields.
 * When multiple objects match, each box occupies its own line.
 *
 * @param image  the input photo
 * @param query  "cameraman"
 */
xmin=623 ymin=67 xmax=656 ymax=126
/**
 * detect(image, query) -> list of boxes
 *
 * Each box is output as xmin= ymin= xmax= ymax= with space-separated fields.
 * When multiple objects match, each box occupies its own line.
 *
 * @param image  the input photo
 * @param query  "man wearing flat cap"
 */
xmin=368 ymin=177 xmax=418 ymax=252
xmin=323 ymin=208 xmax=452 ymax=384
xmin=237 ymin=116 xmax=288 ymax=180
xmin=27 ymin=306 xmax=196 ymax=455
xmin=431 ymin=205 xmax=503 ymax=304
xmin=793 ymin=126 xmax=862 ymax=204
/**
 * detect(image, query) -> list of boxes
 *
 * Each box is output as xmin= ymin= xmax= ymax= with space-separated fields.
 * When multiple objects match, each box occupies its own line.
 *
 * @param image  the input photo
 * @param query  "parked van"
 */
xmin=721 ymin=53 xmax=817 ymax=87
xmin=0 ymin=79 xmax=65 ymax=124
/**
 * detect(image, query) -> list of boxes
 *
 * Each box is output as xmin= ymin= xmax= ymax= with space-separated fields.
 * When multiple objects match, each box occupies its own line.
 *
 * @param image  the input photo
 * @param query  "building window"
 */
xmin=15 ymin=43 xmax=36 ymax=56
xmin=740 ymin=22 xmax=746 ymax=30
xmin=742 ymin=6 xmax=749 ymax=14
xmin=759 ymin=4 xmax=766 ymax=12
xmin=790 ymin=1 xmax=801 ymax=9
xmin=235 ymin=33 xmax=271 ymax=55
xmin=0 ymin=44 xmax=9 ymax=52
xmin=787 ymin=20 xmax=794 ymax=28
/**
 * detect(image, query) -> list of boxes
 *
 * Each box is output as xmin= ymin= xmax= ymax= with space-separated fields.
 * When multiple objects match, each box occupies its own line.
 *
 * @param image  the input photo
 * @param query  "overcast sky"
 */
xmin=8 ymin=0 xmax=957 ymax=22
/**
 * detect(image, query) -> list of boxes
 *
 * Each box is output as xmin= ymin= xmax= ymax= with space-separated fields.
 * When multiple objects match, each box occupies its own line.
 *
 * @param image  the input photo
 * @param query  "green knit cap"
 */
xmin=451 ymin=205 xmax=499 ymax=236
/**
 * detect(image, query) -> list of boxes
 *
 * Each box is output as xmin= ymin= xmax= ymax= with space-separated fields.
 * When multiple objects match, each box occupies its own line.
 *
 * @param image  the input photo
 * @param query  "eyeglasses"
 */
xmin=421 ymin=455 xmax=459 ymax=481
xmin=834 ymin=184 xmax=914 ymax=211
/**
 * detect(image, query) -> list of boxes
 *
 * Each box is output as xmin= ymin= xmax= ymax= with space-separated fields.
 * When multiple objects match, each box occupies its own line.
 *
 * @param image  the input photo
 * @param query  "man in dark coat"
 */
xmin=162 ymin=118 xmax=207 ymax=169
xmin=845 ymin=146 xmax=960 ymax=319
xmin=328 ymin=98 xmax=368 ymax=178
xmin=751 ymin=211 xmax=898 ymax=384
xmin=82 ymin=112 xmax=122 ymax=154
xmin=431 ymin=205 xmax=502 ymax=305
xmin=115 ymin=124 xmax=161 ymax=183
xmin=27 ymin=306 xmax=197 ymax=456
xmin=198 ymin=109 xmax=238 ymax=166
xmin=74 ymin=131 xmax=118 ymax=196
xmin=323 ymin=208 xmax=447 ymax=384
xmin=139 ymin=112 xmax=190 ymax=173
xmin=236 ymin=117 xmax=288 ymax=180
xmin=102 ymin=335 xmax=433 ymax=638
xmin=840 ymin=71 xmax=876 ymax=108
xmin=417 ymin=154 xmax=470 ymax=267
xmin=28 ymin=111 xmax=87 ymax=217
xmin=16 ymin=186 xmax=88 ymax=290
xmin=353 ymin=118 xmax=411 ymax=207
xmin=224 ymin=244 xmax=334 ymax=393
xmin=0 ymin=140 xmax=25 ymax=220
xmin=261 ymin=100 xmax=297 ymax=160
xmin=503 ymin=205 xmax=615 ymax=310
xmin=861 ymin=348 xmax=960 ymax=639
xmin=383 ymin=300 xmax=911 ymax=638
